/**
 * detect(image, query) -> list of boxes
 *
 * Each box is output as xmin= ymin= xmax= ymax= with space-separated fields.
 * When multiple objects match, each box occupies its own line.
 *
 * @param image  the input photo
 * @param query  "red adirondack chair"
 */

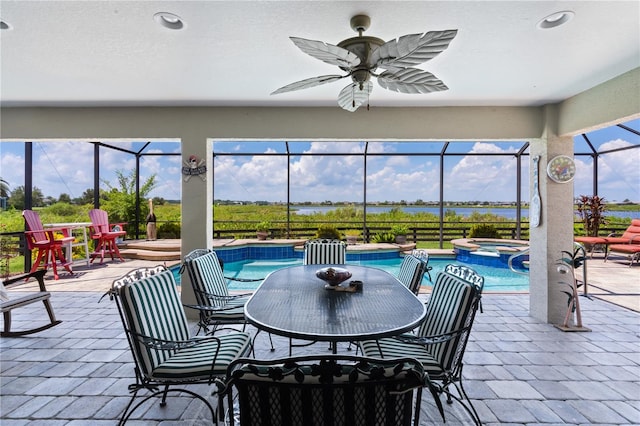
xmin=22 ymin=210 xmax=74 ymax=280
xmin=88 ymin=209 xmax=127 ymax=264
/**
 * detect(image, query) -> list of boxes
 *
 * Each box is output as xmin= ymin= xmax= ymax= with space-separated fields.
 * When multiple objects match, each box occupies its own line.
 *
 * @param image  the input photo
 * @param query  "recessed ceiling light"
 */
xmin=537 ymin=11 xmax=574 ymax=29
xmin=0 ymin=20 xmax=11 ymax=30
xmin=154 ymin=12 xmax=184 ymax=30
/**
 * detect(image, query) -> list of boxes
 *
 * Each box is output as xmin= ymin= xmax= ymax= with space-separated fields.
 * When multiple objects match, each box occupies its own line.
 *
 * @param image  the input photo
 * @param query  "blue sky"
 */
xmin=1 ymin=119 xmax=639 ymax=203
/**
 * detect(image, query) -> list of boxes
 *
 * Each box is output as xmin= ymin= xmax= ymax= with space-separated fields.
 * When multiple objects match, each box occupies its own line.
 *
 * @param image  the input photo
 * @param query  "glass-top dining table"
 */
xmin=244 ymin=265 xmax=427 ymax=348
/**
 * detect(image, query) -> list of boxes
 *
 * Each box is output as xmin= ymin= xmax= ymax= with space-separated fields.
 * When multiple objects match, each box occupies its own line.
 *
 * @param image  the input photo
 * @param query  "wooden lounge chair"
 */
xmin=22 ymin=209 xmax=74 ymax=280
xmin=88 ymin=209 xmax=127 ymax=264
xmin=1 ymin=269 xmax=62 ymax=337
xmin=575 ymin=219 xmax=640 ymax=257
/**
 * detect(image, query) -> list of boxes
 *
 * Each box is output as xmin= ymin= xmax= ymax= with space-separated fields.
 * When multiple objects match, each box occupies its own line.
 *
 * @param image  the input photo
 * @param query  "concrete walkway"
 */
xmin=1 ymin=256 xmax=638 ymax=424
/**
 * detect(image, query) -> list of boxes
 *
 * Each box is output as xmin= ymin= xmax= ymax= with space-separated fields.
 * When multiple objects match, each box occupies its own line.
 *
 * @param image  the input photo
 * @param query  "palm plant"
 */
xmin=575 ymin=195 xmax=607 ymax=237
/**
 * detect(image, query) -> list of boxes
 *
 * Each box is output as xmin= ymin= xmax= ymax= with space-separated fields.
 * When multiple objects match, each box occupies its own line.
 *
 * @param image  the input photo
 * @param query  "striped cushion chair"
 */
xmin=360 ymin=264 xmax=484 ymax=426
xmin=220 ymin=355 xmax=444 ymax=426
xmin=109 ymin=266 xmax=252 ymax=425
xmin=182 ymin=249 xmax=253 ymax=335
xmin=397 ymin=254 xmax=428 ymax=295
xmin=303 ymin=239 xmax=347 ymax=265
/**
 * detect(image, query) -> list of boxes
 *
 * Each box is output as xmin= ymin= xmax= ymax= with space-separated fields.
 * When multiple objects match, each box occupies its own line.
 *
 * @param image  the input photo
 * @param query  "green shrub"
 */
xmin=371 ymin=232 xmax=395 ymax=243
xmin=469 ymin=224 xmax=500 ymax=239
xmin=46 ymin=202 xmax=79 ymax=216
xmin=390 ymin=224 xmax=409 ymax=236
xmin=315 ymin=224 xmax=341 ymax=239
xmin=157 ymin=222 xmax=181 ymax=238
xmin=256 ymin=221 xmax=271 ymax=231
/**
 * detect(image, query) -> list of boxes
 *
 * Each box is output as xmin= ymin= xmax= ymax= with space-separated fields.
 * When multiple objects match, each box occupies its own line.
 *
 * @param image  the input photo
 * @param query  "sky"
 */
xmin=1 ymin=119 xmax=639 ymax=204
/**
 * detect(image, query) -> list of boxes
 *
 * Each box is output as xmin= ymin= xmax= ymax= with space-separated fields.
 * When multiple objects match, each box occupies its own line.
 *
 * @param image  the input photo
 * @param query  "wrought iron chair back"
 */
xmin=220 ymin=355 xmax=443 ymax=426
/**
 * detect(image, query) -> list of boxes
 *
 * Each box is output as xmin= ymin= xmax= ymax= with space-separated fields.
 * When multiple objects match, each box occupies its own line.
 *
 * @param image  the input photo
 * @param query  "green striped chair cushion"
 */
xmin=120 ymin=269 xmax=251 ymax=381
xmin=185 ymin=249 xmax=232 ymax=300
xmin=120 ymin=270 xmax=192 ymax=378
xmin=153 ymin=333 xmax=251 ymax=381
xmin=303 ymin=239 xmax=347 ymax=265
xmin=397 ymin=254 xmax=425 ymax=295
xmin=360 ymin=266 xmax=478 ymax=379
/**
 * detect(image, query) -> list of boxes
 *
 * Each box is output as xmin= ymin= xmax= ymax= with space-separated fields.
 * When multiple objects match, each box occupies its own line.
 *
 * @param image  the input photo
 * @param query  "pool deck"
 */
xmin=1 ymin=247 xmax=638 ymax=424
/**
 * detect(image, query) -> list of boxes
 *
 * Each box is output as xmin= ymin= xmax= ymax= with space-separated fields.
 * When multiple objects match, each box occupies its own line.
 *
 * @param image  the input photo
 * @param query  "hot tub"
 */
xmin=451 ymin=238 xmax=529 ymax=270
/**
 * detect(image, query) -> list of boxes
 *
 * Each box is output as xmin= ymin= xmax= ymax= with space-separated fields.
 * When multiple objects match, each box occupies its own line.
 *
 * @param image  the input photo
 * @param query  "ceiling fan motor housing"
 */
xmin=337 ymin=36 xmax=384 ymax=77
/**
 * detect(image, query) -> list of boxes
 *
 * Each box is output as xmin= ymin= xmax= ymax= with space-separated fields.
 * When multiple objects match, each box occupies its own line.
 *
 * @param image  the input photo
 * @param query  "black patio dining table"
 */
xmin=244 ymin=264 xmax=427 ymax=345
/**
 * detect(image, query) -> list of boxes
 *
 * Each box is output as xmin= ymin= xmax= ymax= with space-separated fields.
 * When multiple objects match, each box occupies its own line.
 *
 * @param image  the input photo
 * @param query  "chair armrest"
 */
xmin=394 ymin=326 xmax=469 ymax=346
xmin=629 ymin=235 xmax=640 ymax=244
xmin=225 ymin=275 xmax=264 ymax=283
xmin=184 ymin=303 xmax=244 ymax=313
xmin=3 ymin=269 xmax=48 ymax=292
xmin=195 ymin=288 xmax=251 ymax=302
xmin=131 ymin=330 xmax=220 ymax=351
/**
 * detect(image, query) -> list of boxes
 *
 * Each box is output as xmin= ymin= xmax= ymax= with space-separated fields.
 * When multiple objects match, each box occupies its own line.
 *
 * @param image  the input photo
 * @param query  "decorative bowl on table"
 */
xmin=316 ymin=267 xmax=352 ymax=287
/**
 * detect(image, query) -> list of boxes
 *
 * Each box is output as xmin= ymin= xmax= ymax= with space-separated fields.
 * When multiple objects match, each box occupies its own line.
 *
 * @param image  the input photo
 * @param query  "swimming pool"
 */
xmin=218 ymin=257 xmax=529 ymax=293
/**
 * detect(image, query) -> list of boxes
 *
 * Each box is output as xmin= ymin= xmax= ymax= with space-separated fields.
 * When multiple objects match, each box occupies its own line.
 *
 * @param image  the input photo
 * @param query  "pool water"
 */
xmin=218 ymin=257 xmax=529 ymax=292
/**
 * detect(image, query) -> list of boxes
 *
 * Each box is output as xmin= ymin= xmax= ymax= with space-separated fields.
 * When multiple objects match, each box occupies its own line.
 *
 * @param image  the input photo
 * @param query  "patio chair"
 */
xmin=575 ymin=218 xmax=640 ymax=257
xmin=397 ymin=253 xmax=428 ymax=295
xmin=303 ymin=238 xmax=347 ymax=265
xmin=605 ymin=238 xmax=640 ymax=266
xmin=22 ymin=209 xmax=74 ymax=280
xmin=106 ymin=265 xmax=252 ymax=425
xmin=88 ymin=208 xmax=127 ymax=264
xmin=359 ymin=264 xmax=485 ymax=425
xmin=218 ymin=354 xmax=444 ymax=426
xmin=411 ymin=248 xmax=433 ymax=281
xmin=181 ymin=249 xmax=274 ymax=349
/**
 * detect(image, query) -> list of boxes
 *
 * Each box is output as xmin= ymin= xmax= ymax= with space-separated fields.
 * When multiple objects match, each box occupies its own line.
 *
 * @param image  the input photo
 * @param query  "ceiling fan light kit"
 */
xmin=271 ymin=14 xmax=457 ymax=112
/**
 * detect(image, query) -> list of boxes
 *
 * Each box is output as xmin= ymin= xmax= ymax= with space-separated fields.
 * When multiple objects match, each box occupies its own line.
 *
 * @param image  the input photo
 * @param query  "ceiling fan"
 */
xmin=271 ymin=15 xmax=457 ymax=112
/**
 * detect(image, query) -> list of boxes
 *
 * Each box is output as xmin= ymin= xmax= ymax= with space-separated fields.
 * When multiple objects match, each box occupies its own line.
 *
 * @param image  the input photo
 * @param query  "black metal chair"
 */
xmin=360 ymin=264 xmax=485 ymax=425
xmin=181 ymin=249 xmax=273 ymax=349
xmin=303 ymin=238 xmax=347 ymax=265
xmin=106 ymin=265 xmax=252 ymax=425
xmin=397 ymin=253 xmax=428 ymax=295
xmin=218 ymin=354 xmax=444 ymax=426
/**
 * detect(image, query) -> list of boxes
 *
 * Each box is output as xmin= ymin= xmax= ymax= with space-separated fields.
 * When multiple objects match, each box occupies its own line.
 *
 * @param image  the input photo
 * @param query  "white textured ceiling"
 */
xmin=1 ymin=1 xmax=639 ymax=108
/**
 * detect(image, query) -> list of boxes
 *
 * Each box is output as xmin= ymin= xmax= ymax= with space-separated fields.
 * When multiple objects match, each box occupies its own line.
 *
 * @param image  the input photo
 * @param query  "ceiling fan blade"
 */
xmin=337 ymin=81 xmax=373 ymax=112
xmin=271 ymin=74 xmax=346 ymax=95
xmin=372 ymin=30 xmax=457 ymax=70
xmin=290 ymin=37 xmax=361 ymax=68
xmin=377 ymin=68 xmax=448 ymax=94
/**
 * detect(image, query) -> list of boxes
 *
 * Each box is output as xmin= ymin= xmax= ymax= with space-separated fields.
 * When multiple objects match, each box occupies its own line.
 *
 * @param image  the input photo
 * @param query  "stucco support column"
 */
xmin=529 ymin=105 xmax=576 ymax=325
xmin=180 ymin=137 xmax=213 ymax=319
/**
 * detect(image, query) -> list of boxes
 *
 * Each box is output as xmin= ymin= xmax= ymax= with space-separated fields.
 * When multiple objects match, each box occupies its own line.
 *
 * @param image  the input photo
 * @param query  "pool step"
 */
xmin=118 ymin=239 xmax=181 ymax=261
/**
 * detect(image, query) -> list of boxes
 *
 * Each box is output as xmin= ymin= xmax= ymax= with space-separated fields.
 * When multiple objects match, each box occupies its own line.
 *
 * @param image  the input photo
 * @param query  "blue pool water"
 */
xmin=215 ymin=257 xmax=529 ymax=292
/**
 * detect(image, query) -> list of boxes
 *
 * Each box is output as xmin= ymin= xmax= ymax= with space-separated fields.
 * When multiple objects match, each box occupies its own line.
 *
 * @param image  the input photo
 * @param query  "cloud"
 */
xmin=1 ymin=135 xmax=638 ymax=203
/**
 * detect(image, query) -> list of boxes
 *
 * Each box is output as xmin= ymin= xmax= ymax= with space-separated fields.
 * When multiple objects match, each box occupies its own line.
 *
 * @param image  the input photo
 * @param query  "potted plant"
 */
xmin=391 ymin=224 xmax=409 ymax=244
xmin=256 ymin=221 xmax=271 ymax=240
xmin=345 ymin=229 xmax=360 ymax=245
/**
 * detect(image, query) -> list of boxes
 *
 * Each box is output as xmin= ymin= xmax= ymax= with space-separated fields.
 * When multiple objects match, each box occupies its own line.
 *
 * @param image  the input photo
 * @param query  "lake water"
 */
xmin=293 ymin=206 xmax=637 ymax=220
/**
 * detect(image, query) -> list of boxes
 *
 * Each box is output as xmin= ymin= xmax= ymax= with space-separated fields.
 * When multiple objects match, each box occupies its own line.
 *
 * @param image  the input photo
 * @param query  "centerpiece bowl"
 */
xmin=316 ymin=267 xmax=352 ymax=287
